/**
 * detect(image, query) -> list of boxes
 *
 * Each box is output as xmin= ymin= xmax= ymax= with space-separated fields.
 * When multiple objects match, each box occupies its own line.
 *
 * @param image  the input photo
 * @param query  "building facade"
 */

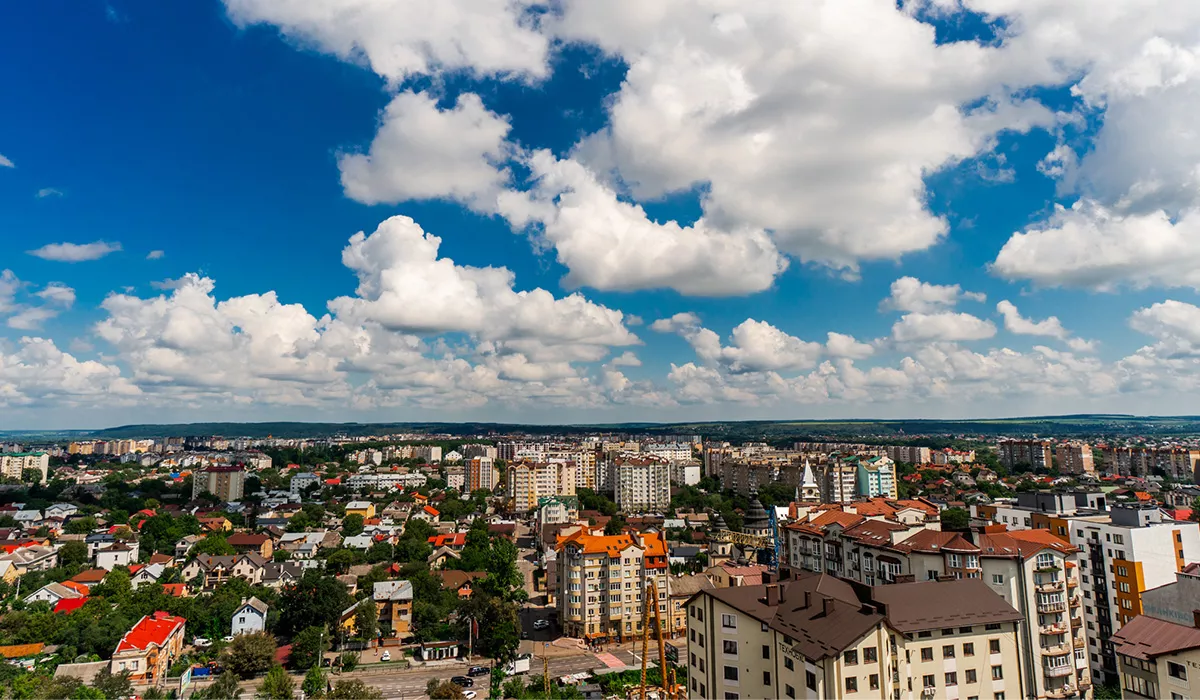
xmin=556 ymin=531 xmax=669 ymax=641
xmin=685 ymin=576 xmax=1025 ymax=700
xmin=0 ymin=452 xmax=49 ymax=484
xmin=191 ymin=465 xmax=245 ymax=502
xmin=614 ymin=461 xmax=671 ymax=513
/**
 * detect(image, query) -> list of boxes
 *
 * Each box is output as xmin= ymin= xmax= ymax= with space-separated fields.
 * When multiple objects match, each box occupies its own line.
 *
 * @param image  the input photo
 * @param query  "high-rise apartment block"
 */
xmin=613 ymin=460 xmax=671 ymax=513
xmin=884 ymin=444 xmax=931 ymax=464
xmin=465 ymin=456 xmax=497 ymax=492
xmin=0 ymin=452 xmax=49 ymax=484
xmin=555 ymin=530 xmax=668 ymax=641
xmin=1056 ymin=442 xmax=1095 ymax=476
xmin=508 ymin=461 xmax=577 ymax=512
xmin=192 ymin=465 xmax=246 ymax=502
xmin=999 ymin=439 xmax=1054 ymax=470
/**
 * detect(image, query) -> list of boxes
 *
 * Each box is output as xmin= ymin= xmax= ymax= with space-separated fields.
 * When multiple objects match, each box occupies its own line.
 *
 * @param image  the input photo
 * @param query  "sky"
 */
xmin=5 ymin=0 xmax=1200 ymax=429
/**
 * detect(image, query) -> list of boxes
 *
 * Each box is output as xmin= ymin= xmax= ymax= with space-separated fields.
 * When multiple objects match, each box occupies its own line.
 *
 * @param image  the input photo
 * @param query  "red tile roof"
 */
xmin=422 ymin=505 xmax=440 ymax=517
xmin=427 ymin=533 xmax=466 ymax=548
xmin=53 ymin=597 xmax=88 ymax=614
xmin=61 ymin=580 xmax=91 ymax=596
xmin=114 ymin=611 xmax=186 ymax=654
xmin=161 ymin=583 xmax=188 ymax=598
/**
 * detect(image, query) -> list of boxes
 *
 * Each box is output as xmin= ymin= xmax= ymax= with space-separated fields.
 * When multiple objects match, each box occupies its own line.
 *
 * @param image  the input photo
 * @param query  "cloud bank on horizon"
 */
xmin=5 ymin=0 xmax=1200 ymax=427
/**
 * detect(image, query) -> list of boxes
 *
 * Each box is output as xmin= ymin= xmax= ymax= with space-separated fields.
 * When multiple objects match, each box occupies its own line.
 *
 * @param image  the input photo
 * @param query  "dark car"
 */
xmin=451 ymin=676 xmax=474 ymax=688
xmin=468 ymin=666 xmax=489 ymax=677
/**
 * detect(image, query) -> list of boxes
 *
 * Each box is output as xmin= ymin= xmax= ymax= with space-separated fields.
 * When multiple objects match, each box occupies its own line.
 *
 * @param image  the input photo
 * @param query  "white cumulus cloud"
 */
xmin=882 ymin=276 xmax=986 ymax=313
xmin=28 ymin=241 xmax=122 ymax=262
xmin=891 ymin=312 xmax=996 ymax=343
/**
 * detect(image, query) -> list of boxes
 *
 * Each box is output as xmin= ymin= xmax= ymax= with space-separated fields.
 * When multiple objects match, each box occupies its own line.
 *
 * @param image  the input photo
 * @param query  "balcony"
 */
xmin=1066 ymin=578 xmax=1078 ymax=589
xmin=1041 ymin=623 xmax=1069 ymax=635
xmin=1044 ymin=685 xmax=1076 ymax=698
xmin=1041 ymin=643 xmax=1072 ymax=657
xmin=1037 ymin=580 xmax=1064 ymax=593
xmin=1038 ymin=601 xmax=1067 ymax=614
xmin=1070 ymin=615 xmax=1083 ymax=628
xmin=1044 ymin=665 xmax=1074 ymax=678
xmin=1069 ymin=595 xmax=1081 ymax=608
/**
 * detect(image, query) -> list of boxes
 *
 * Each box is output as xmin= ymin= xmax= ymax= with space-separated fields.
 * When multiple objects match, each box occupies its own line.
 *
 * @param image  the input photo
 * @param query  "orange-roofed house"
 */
xmin=427 ymin=533 xmax=466 ymax=551
xmin=111 ymin=611 xmax=186 ymax=682
xmin=161 ymin=583 xmax=188 ymax=598
xmin=555 ymin=530 xmax=668 ymax=641
xmin=413 ymin=505 xmax=439 ymax=522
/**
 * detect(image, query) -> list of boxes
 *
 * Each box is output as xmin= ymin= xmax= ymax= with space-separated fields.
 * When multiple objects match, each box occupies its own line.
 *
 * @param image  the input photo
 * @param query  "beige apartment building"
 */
xmin=782 ymin=518 xmax=1093 ymax=698
xmin=1055 ymin=443 xmax=1095 ymax=476
xmin=555 ymin=530 xmax=669 ymax=642
xmin=509 ymin=461 xmax=577 ymax=513
xmin=685 ymin=575 xmax=1025 ymax=700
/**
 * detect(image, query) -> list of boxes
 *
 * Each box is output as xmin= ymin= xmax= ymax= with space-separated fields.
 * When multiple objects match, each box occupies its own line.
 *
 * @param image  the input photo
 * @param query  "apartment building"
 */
xmin=1056 ymin=443 xmax=1095 ymax=476
xmin=684 ymin=575 xmax=1024 ymax=700
xmin=556 ymin=530 xmax=669 ymax=641
xmin=855 ymin=456 xmax=898 ymax=499
xmin=1000 ymin=439 xmax=1054 ymax=471
xmin=1100 ymin=446 xmax=1199 ymax=480
xmin=783 ymin=517 xmax=1093 ymax=698
xmin=884 ymin=445 xmax=931 ymax=465
xmin=1111 ymin=566 xmax=1200 ymax=699
xmin=670 ymin=461 xmax=702 ymax=487
xmin=0 ymin=452 xmax=49 ymax=484
xmin=614 ymin=460 xmax=671 ymax=513
xmin=465 ymin=456 xmax=497 ymax=492
xmin=1052 ymin=504 xmax=1200 ymax=685
xmin=643 ymin=443 xmax=694 ymax=464
xmin=191 ymin=465 xmax=245 ymax=502
xmin=821 ymin=459 xmax=859 ymax=504
xmin=290 ymin=472 xmax=319 ymax=497
xmin=932 ymin=448 xmax=976 ymax=465
xmin=509 ymin=461 xmax=577 ymax=513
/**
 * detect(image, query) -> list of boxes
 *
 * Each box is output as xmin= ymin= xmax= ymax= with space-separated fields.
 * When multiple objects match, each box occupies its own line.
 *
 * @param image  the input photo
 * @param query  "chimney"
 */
xmin=804 ymin=591 xmax=812 ymax=609
xmin=822 ymin=596 xmax=835 ymax=617
xmin=1193 ymin=609 xmax=1200 ymax=629
xmin=765 ymin=585 xmax=780 ymax=607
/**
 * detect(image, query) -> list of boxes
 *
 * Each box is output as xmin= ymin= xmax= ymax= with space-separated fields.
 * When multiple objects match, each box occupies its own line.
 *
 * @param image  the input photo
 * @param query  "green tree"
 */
xmin=257 ymin=666 xmax=295 ymax=700
xmin=327 ymin=679 xmax=385 ymax=699
xmin=1189 ymin=497 xmax=1200 ymax=522
xmin=342 ymin=514 xmax=365 ymax=537
xmin=287 ymin=625 xmax=330 ymax=670
xmin=277 ymin=570 xmax=352 ymax=636
xmin=353 ymin=598 xmax=377 ymax=640
xmin=90 ymin=668 xmax=133 ymax=698
xmin=193 ymin=533 xmax=236 ymax=556
xmin=64 ymin=516 xmax=98 ymax=535
xmin=940 ymin=507 xmax=971 ymax=531
xmin=325 ymin=549 xmax=357 ymax=574
xmin=604 ymin=515 xmax=627 ymax=536
xmin=59 ymin=541 xmax=88 ymax=570
xmin=196 ymin=671 xmax=243 ymax=700
xmin=223 ymin=632 xmax=278 ymax=678
xmin=428 ymin=680 xmax=467 ymax=700
xmin=339 ymin=652 xmax=359 ymax=672
xmin=302 ymin=665 xmax=327 ymax=699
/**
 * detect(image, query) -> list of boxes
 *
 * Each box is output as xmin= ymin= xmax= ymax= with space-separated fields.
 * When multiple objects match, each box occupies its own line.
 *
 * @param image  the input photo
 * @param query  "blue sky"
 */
xmin=4 ymin=0 xmax=1200 ymax=429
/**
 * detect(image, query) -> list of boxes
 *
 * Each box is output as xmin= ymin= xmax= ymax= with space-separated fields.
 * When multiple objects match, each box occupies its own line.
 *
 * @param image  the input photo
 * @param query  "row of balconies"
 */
xmin=1044 ymin=664 xmax=1073 ymax=678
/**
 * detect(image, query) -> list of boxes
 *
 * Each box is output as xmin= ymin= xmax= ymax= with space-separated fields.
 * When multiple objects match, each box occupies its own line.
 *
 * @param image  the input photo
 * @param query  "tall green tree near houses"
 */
xmin=353 ymin=598 xmax=377 ymax=640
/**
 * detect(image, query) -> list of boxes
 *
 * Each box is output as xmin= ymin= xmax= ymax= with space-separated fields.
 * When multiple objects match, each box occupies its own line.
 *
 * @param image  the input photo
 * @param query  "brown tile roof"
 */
xmin=226 ymin=533 xmax=270 ymax=547
xmin=1112 ymin=615 xmax=1200 ymax=660
xmin=899 ymin=529 xmax=979 ymax=554
xmin=71 ymin=569 xmax=108 ymax=584
xmin=843 ymin=520 xmax=907 ymax=547
xmin=809 ymin=510 xmax=865 ymax=529
xmin=977 ymin=528 xmax=1076 ymax=559
xmin=870 ymin=579 xmax=1021 ymax=633
xmin=435 ymin=570 xmax=486 ymax=591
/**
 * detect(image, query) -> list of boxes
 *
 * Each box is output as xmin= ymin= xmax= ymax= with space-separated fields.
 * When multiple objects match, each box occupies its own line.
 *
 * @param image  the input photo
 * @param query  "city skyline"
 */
xmin=6 ymin=1 xmax=1200 ymax=429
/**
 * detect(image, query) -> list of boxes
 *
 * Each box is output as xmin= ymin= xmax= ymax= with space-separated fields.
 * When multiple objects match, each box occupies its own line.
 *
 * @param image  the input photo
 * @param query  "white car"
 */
xmin=532 ymin=620 xmax=550 ymax=630
xmin=380 ymin=651 xmax=391 ymax=662
xmin=463 ymin=692 xmax=477 ymax=699
xmin=192 ymin=638 xmax=212 ymax=648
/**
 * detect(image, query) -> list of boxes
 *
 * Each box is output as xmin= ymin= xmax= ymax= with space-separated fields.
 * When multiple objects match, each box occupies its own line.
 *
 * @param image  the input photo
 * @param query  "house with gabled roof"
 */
xmin=110 ymin=611 xmax=186 ymax=682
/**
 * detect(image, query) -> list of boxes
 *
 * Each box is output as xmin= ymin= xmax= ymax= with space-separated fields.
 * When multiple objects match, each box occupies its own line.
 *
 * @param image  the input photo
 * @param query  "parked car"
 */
xmin=463 ymin=692 xmax=477 ymax=700
xmin=533 ymin=619 xmax=550 ymax=630
xmin=451 ymin=676 xmax=474 ymax=688
xmin=468 ymin=666 xmax=489 ymax=677
xmin=380 ymin=651 xmax=391 ymax=662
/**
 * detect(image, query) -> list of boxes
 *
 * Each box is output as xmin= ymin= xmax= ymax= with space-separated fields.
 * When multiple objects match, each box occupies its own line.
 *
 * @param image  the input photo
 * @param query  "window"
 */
xmin=921 ymin=647 xmax=934 ymax=661
xmin=700 ymin=659 xmax=705 ymax=672
xmin=723 ymin=640 xmax=738 ymax=655
xmin=763 ymin=672 xmax=771 ymax=686
xmin=991 ymin=666 xmax=1003 ymax=680
xmin=762 ymin=645 xmax=770 ymax=659
xmin=724 ymin=694 xmax=738 ymax=700
xmin=698 ymin=633 xmax=704 ymax=648
xmin=845 ymin=650 xmax=859 ymax=665
xmin=239 ymin=616 xmax=246 ymax=623
xmin=806 ymin=671 xmax=817 ymax=691
xmin=1114 ymin=534 xmax=1124 ymax=545
xmin=918 ymin=631 xmax=932 ymax=638
xmin=995 ymin=693 xmax=1005 ymax=700
xmin=923 ymin=674 xmax=936 ymax=688
xmin=966 ymin=669 xmax=977 ymax=684
xmin=1168 ymin=661 xmax=1188 ymax=681
xmin=785 ymin=685 xmax=795 ymax=699
xmin=864 ymin=646 xmax=877 ymax=662
xmin=943 ymin=645 xmax=955 ymax=659
xmin=700 ymin=685 xmax=706 ymax=697
xmin=1116 ymin=565 xmax=1128 ymax=577
xmin=963 ymin=642 xmax=975 ymax=657
xmin=989 ymin=639 xmax=1001 ymax=654
xmin=722 ymin=613 xmax=737 ymax=629
xmin=869 ymin=674 xmax=879 ymax=690
xmin=992 ymin=574 xmax=1004 ymax=584
xmin=942 ymin=628 xmax=955 ymax=636
xmin=723 ymin=666 xmax=738 ymax=681
xmin=945 ymin=672 xmax=957 ymax=686
xmin=784 ymin=657 xmax=794 ymax=671
xmin=690 ymin=630 xmax=695 ymax=643
xmin=845 ymin=677 xmax=857 ymax=693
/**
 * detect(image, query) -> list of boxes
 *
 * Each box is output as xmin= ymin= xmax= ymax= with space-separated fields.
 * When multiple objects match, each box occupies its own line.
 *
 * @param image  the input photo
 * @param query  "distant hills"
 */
xmin=43 ymin=414 xmax=1200 ymax=441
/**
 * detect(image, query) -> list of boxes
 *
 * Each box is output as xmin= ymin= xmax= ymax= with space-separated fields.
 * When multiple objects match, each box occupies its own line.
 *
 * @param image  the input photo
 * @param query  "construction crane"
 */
xmin=632 ymin=579 xmax=683 ymax=700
